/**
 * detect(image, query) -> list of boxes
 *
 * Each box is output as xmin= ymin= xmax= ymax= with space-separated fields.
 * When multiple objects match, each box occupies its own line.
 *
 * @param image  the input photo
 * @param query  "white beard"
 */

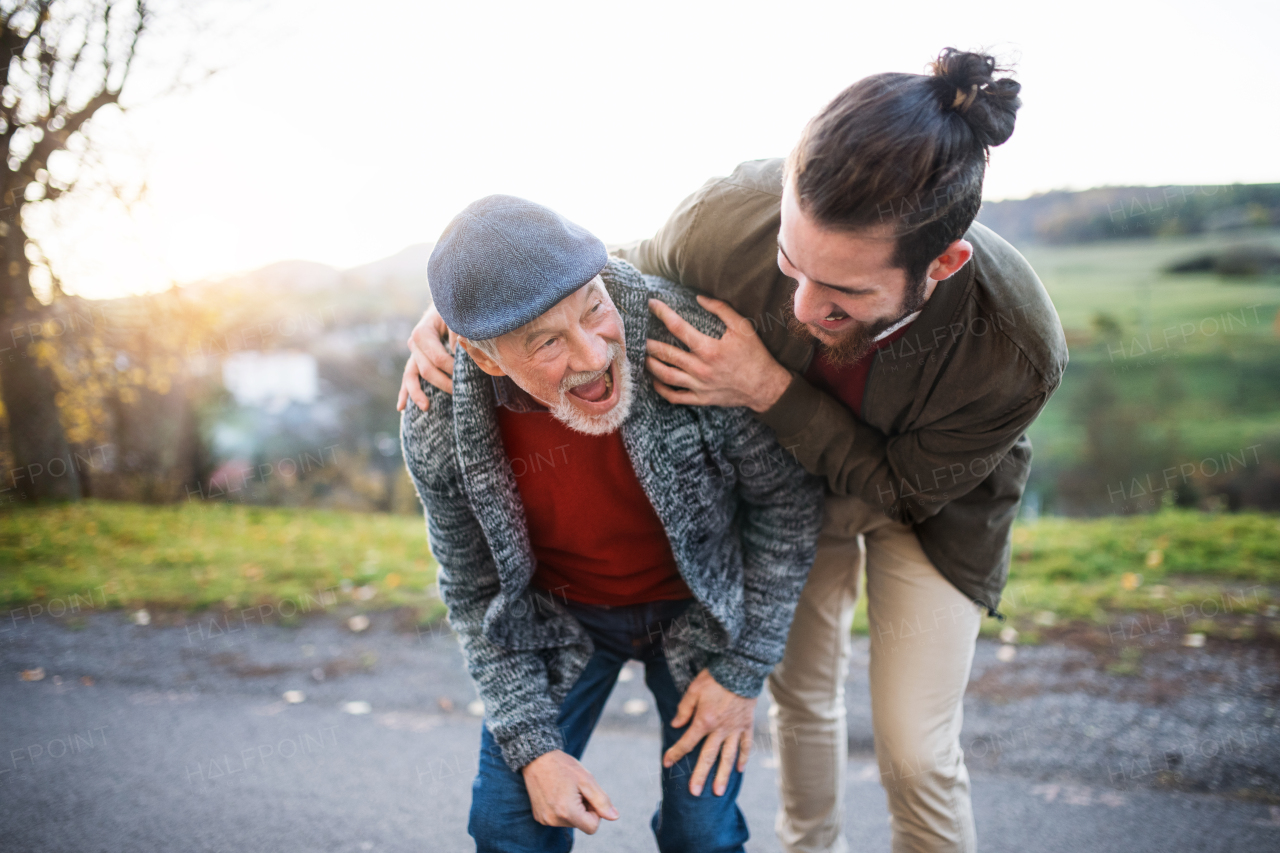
xmin=548 ymin=343 xmax=634 ymax=436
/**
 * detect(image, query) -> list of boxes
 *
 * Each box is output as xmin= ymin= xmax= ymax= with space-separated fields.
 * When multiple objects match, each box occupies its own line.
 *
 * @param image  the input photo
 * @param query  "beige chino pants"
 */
xmin=768 ymin=493 xmax=984 ymax=853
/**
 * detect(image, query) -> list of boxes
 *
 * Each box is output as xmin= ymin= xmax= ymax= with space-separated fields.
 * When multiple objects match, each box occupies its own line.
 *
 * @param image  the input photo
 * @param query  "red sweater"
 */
xmin=804 ymin=322 xmax=915 ymax=417
xmin=495 ymin=406 xmax=691 ymax=606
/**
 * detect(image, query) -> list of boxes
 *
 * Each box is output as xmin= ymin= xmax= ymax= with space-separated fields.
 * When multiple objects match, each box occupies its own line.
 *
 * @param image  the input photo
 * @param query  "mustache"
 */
xmin=559 ymin=342 xmax=623 ymax=393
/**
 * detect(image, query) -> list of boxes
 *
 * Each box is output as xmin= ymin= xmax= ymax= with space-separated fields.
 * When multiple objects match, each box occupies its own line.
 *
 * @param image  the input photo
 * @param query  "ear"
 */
xmin=926 ymin=238 xmax=974 ymax=282
xmin=458 ymin=340 xmax=508 ymax=377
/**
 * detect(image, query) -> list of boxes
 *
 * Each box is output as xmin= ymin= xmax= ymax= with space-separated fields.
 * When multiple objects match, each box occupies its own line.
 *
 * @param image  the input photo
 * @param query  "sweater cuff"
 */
xmin=756 ymin=372 xmax=823 ymax=440
xmin=707 ymin=653 xmax=769 ymax=699
xmin=496 ymin=723 xmax=565 ymax=772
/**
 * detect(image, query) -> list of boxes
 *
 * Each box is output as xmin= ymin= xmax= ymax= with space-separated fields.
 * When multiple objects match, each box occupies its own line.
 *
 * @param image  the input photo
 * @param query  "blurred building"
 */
xmin=221 ymin=351 xmax=318 ymax=411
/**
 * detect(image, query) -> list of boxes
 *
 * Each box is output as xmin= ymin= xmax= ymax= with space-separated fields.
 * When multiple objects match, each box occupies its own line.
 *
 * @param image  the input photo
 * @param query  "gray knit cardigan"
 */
xmin=401 ymin=259 xmax=822 ymax=771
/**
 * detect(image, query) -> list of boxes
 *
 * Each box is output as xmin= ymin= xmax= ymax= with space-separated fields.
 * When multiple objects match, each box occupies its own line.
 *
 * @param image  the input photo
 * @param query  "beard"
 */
xmin=547 ymin=342 xmax=635 ymax=436
xmin=787 ymin=275 xmax=929 ymax=367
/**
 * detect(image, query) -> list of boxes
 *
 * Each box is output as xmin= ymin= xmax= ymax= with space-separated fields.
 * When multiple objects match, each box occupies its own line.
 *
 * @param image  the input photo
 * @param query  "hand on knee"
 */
xmin=663 ymin=669 xmax=757 ymax=797
xmin=521 ymin=750 xmax=620 ymax=833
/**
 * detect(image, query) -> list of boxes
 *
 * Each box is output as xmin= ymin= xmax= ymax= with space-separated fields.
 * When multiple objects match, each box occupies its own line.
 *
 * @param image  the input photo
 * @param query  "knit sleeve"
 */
xmin=400 ymin=385 xmax=566 ymax=770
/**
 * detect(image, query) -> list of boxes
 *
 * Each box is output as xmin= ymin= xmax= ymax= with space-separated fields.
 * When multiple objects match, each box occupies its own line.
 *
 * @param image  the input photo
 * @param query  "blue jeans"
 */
xmin=468 ymin=598 xmax=749 ymax=853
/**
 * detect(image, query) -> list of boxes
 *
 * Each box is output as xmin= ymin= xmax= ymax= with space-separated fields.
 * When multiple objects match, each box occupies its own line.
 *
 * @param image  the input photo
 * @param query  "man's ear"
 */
xmin=458 ymin=340 xmax=508 ymax=377
xmin=926 ymin=238 xmax=974 ymax=282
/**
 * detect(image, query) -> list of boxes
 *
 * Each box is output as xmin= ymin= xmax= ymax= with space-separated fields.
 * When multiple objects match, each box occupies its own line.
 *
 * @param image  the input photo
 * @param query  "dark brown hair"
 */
xmin=787 ymin=48 xmax=1022 ymax=286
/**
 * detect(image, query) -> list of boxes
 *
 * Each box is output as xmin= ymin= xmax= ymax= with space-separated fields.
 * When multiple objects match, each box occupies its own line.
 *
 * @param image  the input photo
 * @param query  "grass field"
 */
xmin=1013 ymin=228 xmax=1280 ymax=510
xmin=2 ymin=502 xmax=1275 ymax=644
xmin=0 ymin=501 xmax=439 ymax=621
xmin=1019 ymin=228 xmax=1280 ymax=337
xmin=983 ymin=510 xmax=1279 ymax=639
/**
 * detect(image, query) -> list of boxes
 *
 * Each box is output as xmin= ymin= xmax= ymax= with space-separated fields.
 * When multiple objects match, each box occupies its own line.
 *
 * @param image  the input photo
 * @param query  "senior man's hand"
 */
xmin=662 ymin=668 xmax=757 ymax=797
xmin=521 ymin=749 xmax=619 ymax=833
xmin=646 ymin=295 xmax=792 ymax=413
xmin=395 ymin=305 xmax=457 ymax=412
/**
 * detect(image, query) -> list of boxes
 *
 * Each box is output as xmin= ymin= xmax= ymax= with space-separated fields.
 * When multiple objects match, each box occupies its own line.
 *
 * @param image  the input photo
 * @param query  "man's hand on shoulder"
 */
xmin=646 ymin=295 xmax=792 ymax=413
xmin=521 ymin=749 xmax=619 ymax=833
xmin=396 ymin=305 xmax=458 ymax=413
xmin=662 ymin=668 xmax=757 ymax=797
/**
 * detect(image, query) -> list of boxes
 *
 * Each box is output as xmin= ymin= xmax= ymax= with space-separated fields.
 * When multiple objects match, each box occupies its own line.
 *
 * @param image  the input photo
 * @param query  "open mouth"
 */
xmin=565 ymin=360 xmax=618 ymax=408
xmin=813 ymin=312 xmax=853 ymax=333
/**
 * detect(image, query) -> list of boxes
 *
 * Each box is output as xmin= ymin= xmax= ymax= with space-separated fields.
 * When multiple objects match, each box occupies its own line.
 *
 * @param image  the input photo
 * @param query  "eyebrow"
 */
xmin=777 ymin=237 xmax=876 ymax=296
xmin=518 ymin=280 xmax=605 ymax=351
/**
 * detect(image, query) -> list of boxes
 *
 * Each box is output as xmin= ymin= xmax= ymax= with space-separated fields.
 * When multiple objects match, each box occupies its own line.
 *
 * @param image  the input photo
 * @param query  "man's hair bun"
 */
xmin=788 ymin=47 xmax=1025 ymax=287
xmin=930 ymin=48 xmax=1021 ymax=147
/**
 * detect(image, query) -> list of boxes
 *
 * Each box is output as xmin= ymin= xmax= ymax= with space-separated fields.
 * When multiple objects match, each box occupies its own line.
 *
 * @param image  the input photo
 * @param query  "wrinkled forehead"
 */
xmin=502 ymin=276 xmax=609 ymax=340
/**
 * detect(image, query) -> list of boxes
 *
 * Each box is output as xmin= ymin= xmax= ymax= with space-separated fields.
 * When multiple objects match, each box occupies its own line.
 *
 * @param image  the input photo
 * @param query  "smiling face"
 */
xmin=777 ymin=181 xmax=934 ymax=365
xmin=461 ymin=276 xmax=635 ymax=435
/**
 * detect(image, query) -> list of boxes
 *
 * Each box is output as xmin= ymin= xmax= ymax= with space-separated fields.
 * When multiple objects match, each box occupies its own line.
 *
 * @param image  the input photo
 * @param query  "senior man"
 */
xmin=401 ymin=195 xmax=821 ymax=853
xmin=399 ymin=51 xmax=1068 ymax=853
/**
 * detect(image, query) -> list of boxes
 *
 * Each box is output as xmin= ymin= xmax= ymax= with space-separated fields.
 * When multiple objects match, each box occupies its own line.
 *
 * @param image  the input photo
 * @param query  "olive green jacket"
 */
xmin=616 ymin=158 xmax=1068 ymax=613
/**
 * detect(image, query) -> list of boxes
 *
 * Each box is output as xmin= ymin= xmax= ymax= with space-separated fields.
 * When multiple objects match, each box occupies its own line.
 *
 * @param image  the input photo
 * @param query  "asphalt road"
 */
xmin=2 ymin=611 xmax=1278 ymax=852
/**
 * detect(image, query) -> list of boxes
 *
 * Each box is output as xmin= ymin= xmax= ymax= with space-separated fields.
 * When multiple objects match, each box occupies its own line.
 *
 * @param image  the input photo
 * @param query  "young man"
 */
xmin=401 ymin=194 xmax=821 ymax=853
xmin=400 ymin=51 xmax=1068 ymax=853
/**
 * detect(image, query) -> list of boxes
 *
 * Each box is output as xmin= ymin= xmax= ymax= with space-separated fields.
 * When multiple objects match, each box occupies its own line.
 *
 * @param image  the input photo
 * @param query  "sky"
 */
xmin=29 ymin=0 xmax=1280 ymax=300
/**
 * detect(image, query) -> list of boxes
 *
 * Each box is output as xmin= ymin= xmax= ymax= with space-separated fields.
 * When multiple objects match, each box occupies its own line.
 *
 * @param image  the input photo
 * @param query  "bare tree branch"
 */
xmin=23 ymin=86 xmax=117 ymax=174
xmin=0 ymin=2 xmax=49 ymax=96
xmin=0 ymin=0 xmax=199 ymax=502
xmin=2 ymin=1 xmax=148 ymax=209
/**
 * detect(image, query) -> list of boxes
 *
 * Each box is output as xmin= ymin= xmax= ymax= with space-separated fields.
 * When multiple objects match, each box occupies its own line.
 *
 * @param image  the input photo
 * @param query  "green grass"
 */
xmin=1000 ymin=510 xmax=1277 ymax=618
xmin=851 ymin=509 xmax=1279 ymax=638
xmin=1019 ymin=228 xmax=1280 ymax=337
xmin=4 ymin=502 xmax=1272 ymax=645
xmin=0 ymin=500 xmax=439 ymax=617
xmin=1015 ymin=230 xmax=1280 ymax=508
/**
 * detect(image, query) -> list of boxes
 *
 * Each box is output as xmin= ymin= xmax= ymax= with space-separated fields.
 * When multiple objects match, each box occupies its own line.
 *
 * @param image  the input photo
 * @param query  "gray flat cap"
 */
xmin=427 ymin=195 xmax=608 ymax=341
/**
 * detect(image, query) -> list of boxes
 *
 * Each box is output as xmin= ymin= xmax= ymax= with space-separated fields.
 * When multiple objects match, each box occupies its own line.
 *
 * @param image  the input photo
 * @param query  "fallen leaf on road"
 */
xmin=132 ymin=609 xmax=151 ymax=626
xmin=347 ymin=614 xmax=370 ymax=632
xmin=21 ymin=668 xmax=45 ymax=681
xmin=1183 ymin=633 xmax=1206 ymax=648
xmin=438 ymin=697 xmax=454 ymax=712
xmin=80 ymin=676 xmax=94 ymax=686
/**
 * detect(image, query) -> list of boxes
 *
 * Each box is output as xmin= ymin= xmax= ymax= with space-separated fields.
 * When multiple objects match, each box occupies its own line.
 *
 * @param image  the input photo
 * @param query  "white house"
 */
xmin=221 ymin=350 xmax=318 ymax=410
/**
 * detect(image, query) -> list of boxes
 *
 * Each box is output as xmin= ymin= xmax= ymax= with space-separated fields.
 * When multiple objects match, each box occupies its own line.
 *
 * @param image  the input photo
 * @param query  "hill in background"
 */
xmin=977 ymin=183 xmax=1280 ymax=246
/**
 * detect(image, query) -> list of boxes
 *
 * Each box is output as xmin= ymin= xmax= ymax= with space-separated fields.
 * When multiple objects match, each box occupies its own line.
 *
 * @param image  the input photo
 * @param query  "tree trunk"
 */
xmin=0 ymin=213 xmax=80 ymax=502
